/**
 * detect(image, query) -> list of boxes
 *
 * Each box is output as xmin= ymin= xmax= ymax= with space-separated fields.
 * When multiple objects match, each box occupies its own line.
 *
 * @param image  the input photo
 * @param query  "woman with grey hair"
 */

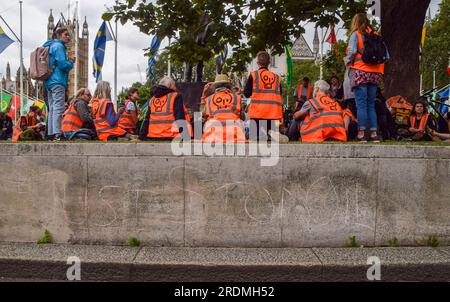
xmin=139 ymin=77 xmax=190 ymax=140
xmin=292 ymin=80 xmax=347 ymax=142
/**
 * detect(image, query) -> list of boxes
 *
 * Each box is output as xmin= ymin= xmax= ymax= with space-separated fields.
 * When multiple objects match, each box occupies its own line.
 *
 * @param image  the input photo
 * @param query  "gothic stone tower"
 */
xmin=47 ymin=10 xmax=89 ymax=98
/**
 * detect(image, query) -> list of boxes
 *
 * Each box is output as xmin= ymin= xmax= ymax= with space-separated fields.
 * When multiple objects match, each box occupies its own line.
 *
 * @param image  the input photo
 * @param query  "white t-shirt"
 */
xmin=126 ymin=101 xmax=136 ymax=112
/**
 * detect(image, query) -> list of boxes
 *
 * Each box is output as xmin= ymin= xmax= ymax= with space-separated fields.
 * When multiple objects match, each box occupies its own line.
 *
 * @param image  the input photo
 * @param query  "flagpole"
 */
xmin=14 ymin=80 xmax=16 ymax=121
xmin=420 ymin=74 xmax=423 ymax=95
xmin=19 ymin=1 xmax=23 ymax=118
xmin=114 ymin=19 xmax=118 ymax=109
xmin=433 ymin=70 xmax=436 ymax=99
xmin=168 ymin=37 xmax=171 ymax=77
xmin=0 ymin=72 xmax=3 ymax=109
xmin=74 ymin=1 xmax=79 ymax=96
xmin=320 ymin=27 xmax=324 ymax=80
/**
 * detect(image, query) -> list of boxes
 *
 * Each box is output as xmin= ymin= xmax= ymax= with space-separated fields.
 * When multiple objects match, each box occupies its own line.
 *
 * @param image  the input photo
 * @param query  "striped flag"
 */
xmin=0 ymin=25 xmax=14 ymax=54
xmin=147 ymin=35 xmax=161 ymax=81
xmin=284 ymin=45 xmax=293 ymax=90
xmin=214 ymin=42 xmax=228 ymax=73
xmin=92 ymin=21 xmax=113 ymax=82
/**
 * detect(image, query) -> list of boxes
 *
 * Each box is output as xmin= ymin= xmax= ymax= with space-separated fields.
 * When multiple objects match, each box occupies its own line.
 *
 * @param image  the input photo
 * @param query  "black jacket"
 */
xmin=139 ymin=85 xmax=186 ymax=140
xmin=0 ymin=115 xmax=13 ymax=139
xmin=74 ymin=99 xmax=95 ymax=130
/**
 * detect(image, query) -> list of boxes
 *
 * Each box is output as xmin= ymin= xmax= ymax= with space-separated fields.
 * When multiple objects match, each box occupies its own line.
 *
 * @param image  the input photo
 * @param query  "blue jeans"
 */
xmin=47 ymin=85 xmax=66 ymax=136
xmin=354 ymin=83 xmax=378 ymax=131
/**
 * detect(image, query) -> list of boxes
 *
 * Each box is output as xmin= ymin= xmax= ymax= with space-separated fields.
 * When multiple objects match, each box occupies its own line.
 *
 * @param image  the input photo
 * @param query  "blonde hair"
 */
xmin=75 ymin=88 xmax=90 ymax=99
xmin=93 ymin=81 xmax=111 ymax=100
xmin=351 ymin=13 xmax=371 ymax=33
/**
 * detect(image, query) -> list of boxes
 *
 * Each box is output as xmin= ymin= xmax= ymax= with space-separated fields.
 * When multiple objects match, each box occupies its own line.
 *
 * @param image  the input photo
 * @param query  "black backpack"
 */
xmin=360 ymin=31 xmax=388 ymax=65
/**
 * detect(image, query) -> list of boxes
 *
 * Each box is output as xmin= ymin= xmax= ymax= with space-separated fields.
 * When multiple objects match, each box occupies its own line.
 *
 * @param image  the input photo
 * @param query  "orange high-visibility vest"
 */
xmin=61 ymin=99 xmax=84 ymax=132
xmin=205 ymin=90 xmax=241 ymax=121
xmin=300 ymin=95 xmax=347 ymax=142
xmin=343 ymin=108 xmax=356 ymax=122
xmin=91 ymin=98 xmax=127 ymax=141
xmin=12 ymin=125 xmax=22 ymax=142
xmin=349 ymin=28 xmax=385 ymax=74
xmin=410 ymin=113 xmax=430 ymax=131
xmin=12 ymin=116 xmax=28 ymax=142
xmin=25 ymin=114 xmax=37 ymax=127
xmin=118 ymin=99 xmax=139 ymax=134
xmin=147 ymin=92 xmax=180 ymax=138
xmin=203 ymin=90 xmax=246 ymax=143
xmin=296 ymin=84 xmax=312 ymax=106
xmin=248 ymin=69 xmax=283 ymax=120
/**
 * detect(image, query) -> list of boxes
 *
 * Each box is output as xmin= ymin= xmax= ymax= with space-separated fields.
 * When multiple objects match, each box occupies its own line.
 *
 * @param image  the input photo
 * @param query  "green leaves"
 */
xmin=102 ymin=12 xmax=114 ymax=21
xmin=128 ymin=0 xmax=137 ymax=8
xmin=37 ymin=230 xmax=52 ymax=244
xmin=105 ymin=0 xmax=366 ymax=74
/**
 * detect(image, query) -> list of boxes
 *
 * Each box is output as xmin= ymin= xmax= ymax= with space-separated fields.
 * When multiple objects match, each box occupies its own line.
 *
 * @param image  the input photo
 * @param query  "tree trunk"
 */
xmin=184 ymin=63 xmax=193 ymax=82
xmin=381 ymin=0 xmax=430 ymax=102
xmin=196 ymin=61 xmax=204 ymax=82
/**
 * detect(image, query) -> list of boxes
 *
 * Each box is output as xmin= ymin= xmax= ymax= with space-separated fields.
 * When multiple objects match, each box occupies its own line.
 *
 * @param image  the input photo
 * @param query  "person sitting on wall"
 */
xmin=294 ymin=80 xmax=347 ymax=143
xmin=340 ymin=100 xmax=358 ymax=141
xmin=91 ymin=81 xmax=137 ymax=141
xmin=139 ymin=76 xmax=190 ymax=141
xmin=429 ymin=128 xmax=450 ymax=141
xmin=407 ymin=100 xmax=437 ymax=141
xmin=328 ymin=75 xmax=344 ymax=101
xmin=118 ymin=87 xmax=140 ymax=135
xmin=61 ymin=88 xmax=97 ymax=140
xmin=0 ymin=112 xmax=13 ymax=141
xmin=202 ymin=74 xmax=246 ymax=143
xmin=12 ymin=114 xmax=44 ymax=142
xmin=294 ymin=77 xmax=312 ymax=112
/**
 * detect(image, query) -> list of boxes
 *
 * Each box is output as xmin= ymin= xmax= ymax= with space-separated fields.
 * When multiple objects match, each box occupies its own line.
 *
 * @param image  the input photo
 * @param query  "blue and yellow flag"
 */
xmin=214 ymin=42 xmax=228 ymax=73
xmin=92 ymin=21 xmax=113 ymax=82
xmin=0 ymin=25 xmax=14 ymax=54
xmin=147 ymin=35 xmax=161 ymax=81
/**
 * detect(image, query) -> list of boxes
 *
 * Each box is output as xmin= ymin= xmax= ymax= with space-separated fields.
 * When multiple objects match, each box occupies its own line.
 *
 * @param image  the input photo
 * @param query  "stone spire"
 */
xmin=313 ymin=26 xmax=319 ymax=57
xmin=48 ymin=9 xmax=55 ymax=40
xmin=6 ymin=62 xmax=11 ymax=81
xmin=82 ymin=16 xmax=89 ymax=38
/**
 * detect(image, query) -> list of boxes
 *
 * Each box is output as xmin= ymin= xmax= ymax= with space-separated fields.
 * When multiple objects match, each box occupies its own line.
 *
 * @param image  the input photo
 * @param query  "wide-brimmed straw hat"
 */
xmin=214 ymin=74 xmax=231 ymax=84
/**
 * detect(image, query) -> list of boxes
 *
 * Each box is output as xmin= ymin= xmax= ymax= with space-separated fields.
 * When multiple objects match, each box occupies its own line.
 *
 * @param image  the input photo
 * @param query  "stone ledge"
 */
xmin=0 ymin=243 xmax=448 ymax=281
xmin=0 ymin=142 xmax=449 ymax=159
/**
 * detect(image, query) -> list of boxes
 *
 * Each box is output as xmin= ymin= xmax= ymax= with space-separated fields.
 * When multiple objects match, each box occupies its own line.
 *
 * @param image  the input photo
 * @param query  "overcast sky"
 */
xmin=0 ymin=0 xmax=443 ymax=96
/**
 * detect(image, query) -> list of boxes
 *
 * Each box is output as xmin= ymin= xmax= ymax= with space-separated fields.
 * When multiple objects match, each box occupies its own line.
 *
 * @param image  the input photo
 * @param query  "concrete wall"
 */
xmin=0 ymin=143 xmax=449 ymax=247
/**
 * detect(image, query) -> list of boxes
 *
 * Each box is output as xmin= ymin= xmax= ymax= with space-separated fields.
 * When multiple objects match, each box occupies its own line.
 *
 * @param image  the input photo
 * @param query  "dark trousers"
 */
xmin=249 ymin=119 xmax=274 ymax=141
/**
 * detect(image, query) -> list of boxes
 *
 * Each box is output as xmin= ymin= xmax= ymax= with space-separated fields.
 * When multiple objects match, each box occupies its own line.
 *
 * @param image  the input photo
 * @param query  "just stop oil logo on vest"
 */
xmin=260 ymin=70 xmax=277 ymax=89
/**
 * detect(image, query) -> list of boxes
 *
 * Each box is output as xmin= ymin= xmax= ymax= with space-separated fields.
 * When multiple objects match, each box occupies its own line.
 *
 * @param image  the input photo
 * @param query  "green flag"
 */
xmin=284 ymin=45 xmax=294 ymax=90
xmin=0 ymin=93 xmax=12 ymax=112
xmin=21 ymin=98 xmax=30 ymax=115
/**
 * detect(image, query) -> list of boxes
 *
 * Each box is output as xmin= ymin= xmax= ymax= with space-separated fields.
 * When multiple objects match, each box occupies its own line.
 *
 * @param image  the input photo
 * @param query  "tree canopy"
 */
xmin=107 ymin=0 xmax=434 ymax=100
xmin=103 ymin=0 xmax=365 ymax=79
xmin=421 ymin=0 xmax=450 ymax=92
